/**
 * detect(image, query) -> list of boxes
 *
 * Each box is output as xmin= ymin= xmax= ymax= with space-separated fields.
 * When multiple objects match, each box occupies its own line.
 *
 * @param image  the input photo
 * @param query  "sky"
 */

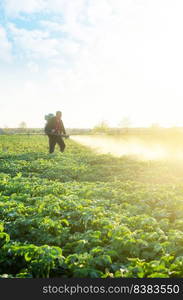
xmin=1 ymin=0 xmax=183 ymax=128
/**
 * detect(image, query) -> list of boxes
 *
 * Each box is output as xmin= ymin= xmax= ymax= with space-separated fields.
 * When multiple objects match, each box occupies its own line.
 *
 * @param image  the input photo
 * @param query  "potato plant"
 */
xmin=0 ymin=135 xmax=183 ymax=277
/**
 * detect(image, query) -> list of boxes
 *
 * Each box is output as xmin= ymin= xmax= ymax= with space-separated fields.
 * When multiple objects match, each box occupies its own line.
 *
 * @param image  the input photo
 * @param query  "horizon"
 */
xmin=2 ymin=125 xmax=183 ymax=130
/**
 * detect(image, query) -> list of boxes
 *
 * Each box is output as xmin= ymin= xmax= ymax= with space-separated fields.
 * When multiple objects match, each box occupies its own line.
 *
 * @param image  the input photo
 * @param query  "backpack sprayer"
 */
xmin=44 ymin=113 xmax=70 ymax=138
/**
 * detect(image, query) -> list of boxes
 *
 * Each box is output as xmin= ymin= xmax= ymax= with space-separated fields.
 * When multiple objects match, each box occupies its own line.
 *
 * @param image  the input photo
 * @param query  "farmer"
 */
xmin=45 ymin=111 xmax=67 ymax=153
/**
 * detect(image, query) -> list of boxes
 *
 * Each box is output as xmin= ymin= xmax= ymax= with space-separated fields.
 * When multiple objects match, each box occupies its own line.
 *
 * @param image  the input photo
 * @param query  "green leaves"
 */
xmin=0 ymin=232 xmax=10 ymax=248
xmin=0 ymin=222 xmax=10 ymax=248
xmin=1 ymin=135 xmax=183 ymax=278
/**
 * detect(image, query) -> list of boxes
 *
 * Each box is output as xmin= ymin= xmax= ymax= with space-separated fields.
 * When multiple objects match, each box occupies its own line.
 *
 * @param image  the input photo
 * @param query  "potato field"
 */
xmin=1 ymin=135 xmax=183 ymax=278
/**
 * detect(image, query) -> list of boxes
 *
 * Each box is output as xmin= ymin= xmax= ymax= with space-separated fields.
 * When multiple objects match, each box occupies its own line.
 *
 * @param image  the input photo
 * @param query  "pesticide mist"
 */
xmin=71 ymin=134 xmax=183 ymax=161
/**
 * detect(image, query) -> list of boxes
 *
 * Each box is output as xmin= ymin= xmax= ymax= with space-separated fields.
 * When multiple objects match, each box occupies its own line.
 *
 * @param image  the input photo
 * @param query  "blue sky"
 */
xmin=1 ymin=0 xmax=183 ymax=128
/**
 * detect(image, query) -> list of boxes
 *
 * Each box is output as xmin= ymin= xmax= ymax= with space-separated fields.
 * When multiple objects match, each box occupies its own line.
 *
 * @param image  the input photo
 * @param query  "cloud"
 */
xmin=3 ymin=0 xmax=86 ymax=20
xmin=41 ymin=0 xmax=183 ymax=127
xmin=27 ymin=61 xmax=39 ymax=73
xmin=8 ymin=23 xmax=61 ymax=59
xmin=2 ymin=0 xmax=183 ymax=128
xmin=86 ymin=0 xmax=113 ymax=24
xmin=39 ymin=20 xmax=65 ymax=33
xmin=8 ymin=22 xmax=81 ymax=63
xmin=3 ymin=0 xmax=46 ymax=16
xmin=0 ymin=26 xmax=12 ymax=62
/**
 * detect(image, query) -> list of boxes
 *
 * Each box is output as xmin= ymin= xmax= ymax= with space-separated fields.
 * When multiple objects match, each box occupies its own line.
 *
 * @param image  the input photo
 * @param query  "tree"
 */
xmin=150 ymin=123 xmax=161 ymax=128
xmin=3 ymin=125 xmax=10 ymax=134
xmin=92 ymin=120 xmax=110 ymax=134
xmin=118 ymin=117 xmax=131 ymax=133
xmin=18 ymin=121 xmax=27 ymax=133
xmin=19 ymin=121 xmax=27 ymax=129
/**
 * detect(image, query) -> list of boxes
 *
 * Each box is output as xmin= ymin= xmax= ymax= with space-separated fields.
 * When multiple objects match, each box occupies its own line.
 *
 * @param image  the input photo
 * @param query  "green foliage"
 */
xmin=0 ymin=222 xmax=10 ymax=248
xmin=1 ymin=135 xmax=183 ymax=277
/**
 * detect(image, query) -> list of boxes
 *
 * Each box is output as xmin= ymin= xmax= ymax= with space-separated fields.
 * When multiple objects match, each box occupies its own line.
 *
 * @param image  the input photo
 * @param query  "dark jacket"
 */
xmin=45 ymin=117 xmax=66 ymax=135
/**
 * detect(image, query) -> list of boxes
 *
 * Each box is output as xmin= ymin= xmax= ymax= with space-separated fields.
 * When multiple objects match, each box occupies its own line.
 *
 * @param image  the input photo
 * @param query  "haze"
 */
xmin=0 ymin=0 xmax=183 ymax=128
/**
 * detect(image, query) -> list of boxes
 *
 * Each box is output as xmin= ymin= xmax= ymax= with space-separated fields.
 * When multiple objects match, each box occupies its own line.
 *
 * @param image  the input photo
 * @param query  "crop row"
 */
xmin=0 ymin=135 xmax=183 ymax=277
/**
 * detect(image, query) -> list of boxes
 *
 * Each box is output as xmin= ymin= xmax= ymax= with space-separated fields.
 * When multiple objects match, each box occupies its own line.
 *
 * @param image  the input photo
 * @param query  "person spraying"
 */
xmin=45 ymin=111 xmax=68 ymax=154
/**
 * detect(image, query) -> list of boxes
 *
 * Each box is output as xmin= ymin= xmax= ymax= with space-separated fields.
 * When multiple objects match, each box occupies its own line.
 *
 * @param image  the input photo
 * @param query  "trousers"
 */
xmin=48 ymin=135 xmax=66 ymax=153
